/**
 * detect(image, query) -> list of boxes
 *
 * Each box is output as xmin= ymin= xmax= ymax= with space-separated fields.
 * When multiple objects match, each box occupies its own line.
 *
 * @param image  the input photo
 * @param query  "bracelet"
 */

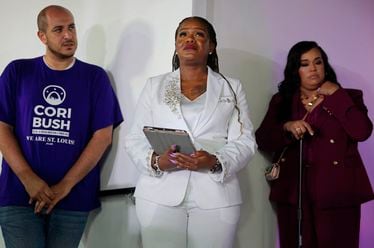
xmin=210 ymin=156 xmax=222 ymax=173
xmin=151 ymin=155 xmax=162 ymax=176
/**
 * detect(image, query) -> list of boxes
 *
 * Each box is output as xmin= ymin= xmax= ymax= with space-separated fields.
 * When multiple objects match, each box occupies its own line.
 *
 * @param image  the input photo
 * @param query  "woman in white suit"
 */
xmin=125 ymin=16 xmax=256 ymax=248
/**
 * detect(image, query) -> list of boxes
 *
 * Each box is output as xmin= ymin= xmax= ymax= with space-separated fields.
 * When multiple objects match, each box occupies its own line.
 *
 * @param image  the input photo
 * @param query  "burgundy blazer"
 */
xmin=256 ymin=88 xmax=373 ymax=208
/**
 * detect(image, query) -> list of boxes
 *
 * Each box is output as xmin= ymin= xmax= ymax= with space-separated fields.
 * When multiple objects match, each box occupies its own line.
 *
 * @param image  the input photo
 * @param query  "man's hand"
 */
xmin=34 ymin=180 xmax=73 ymax=214
xmin=23 ymin=172 xmax=55 ymax=214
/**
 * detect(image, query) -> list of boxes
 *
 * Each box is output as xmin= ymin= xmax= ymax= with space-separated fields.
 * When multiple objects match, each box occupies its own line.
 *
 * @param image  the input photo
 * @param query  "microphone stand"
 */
xmin=297 ymin=138 xmax=303 ymax=248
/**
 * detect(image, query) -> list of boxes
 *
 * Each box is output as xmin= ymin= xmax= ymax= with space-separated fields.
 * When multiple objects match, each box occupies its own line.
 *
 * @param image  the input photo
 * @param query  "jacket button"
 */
xmin=281 ymin=158 xmax=286 ymax=162
xmin=330 ymin=139 xmax=335 ymax=143
xmin=333 ymin=161 xmax=339 ymax=165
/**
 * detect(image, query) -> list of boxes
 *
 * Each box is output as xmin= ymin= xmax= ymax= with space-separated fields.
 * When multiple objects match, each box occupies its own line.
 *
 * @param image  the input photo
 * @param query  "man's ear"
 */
xmin=37 ymin=31 xmax=47 ymax=44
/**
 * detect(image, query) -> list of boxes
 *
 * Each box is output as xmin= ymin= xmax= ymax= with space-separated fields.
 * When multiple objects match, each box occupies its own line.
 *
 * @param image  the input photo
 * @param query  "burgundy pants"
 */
xmin=276 ymin=201 xmax=361 ymax=248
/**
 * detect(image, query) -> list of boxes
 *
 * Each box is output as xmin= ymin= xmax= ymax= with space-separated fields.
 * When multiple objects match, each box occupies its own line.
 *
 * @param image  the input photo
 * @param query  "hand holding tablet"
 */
xmin=143 ymin=126 xmax=196 ymax=155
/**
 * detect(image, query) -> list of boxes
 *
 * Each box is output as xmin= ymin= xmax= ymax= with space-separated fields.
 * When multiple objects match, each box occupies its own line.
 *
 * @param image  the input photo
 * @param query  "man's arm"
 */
xmin=0 ymin=121 xmax=54 ymax=205
xmin=41 ymin=125 xmax=113 ymax=213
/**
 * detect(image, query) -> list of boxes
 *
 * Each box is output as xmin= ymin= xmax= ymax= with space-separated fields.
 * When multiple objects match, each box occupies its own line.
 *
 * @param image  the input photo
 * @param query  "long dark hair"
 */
xmin=277 ymin=41 xmax=339 ymax=121
xmin=172 ymin=16 xmax=219 ymax=72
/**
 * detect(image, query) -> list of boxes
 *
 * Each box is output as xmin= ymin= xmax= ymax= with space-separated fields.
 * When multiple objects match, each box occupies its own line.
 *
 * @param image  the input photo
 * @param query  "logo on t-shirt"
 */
xmin=29 ymin=85 xmax=73 ymax=144
xmin=43 ymin=85 xmax=66 ymax=106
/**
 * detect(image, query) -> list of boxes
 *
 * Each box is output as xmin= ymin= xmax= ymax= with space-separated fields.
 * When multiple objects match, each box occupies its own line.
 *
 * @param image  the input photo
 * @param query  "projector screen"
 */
xmin=0 ymin=0 xmax=192 ymax=190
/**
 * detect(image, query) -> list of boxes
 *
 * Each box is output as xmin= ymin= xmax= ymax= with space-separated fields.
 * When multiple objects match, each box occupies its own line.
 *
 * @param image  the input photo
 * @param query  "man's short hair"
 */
xmin=37 ymin=5 xmax=73 ymax=32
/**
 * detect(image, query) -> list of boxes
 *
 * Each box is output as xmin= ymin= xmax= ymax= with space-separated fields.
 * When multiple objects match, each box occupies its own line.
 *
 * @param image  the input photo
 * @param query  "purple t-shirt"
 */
xmin=0 ymin=57 xmax=123 ymax=211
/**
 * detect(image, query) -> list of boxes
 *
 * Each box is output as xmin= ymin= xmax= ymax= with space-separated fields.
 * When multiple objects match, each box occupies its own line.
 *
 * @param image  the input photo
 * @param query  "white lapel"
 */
xmin=160 ymin=69 xmax=192 ymax=134
xmin=160 ymin=68 xmax=224 ymax=137
xmin=193 ymin=67 xmax=224 ymax=134
xmin=162 ymin=69 xmax=182 ymax=118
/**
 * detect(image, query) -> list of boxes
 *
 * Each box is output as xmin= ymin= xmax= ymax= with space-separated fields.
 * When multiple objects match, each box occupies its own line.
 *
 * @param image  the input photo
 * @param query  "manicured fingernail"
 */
xmin=169 ymin=153 xmax=176 ymax=158
xmin=169 ymin=159 xmax=177 ymax=164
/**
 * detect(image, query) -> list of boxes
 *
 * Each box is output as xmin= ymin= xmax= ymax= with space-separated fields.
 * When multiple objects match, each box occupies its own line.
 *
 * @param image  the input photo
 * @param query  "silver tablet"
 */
xmin=143 ymin=126 xmax=196 ymax=155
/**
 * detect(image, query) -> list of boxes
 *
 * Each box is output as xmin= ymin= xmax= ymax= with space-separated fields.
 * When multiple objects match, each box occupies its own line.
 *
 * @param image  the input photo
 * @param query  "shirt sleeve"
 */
xmin=209 ymin=79 xmax=257 ymax=183
xmin=90 ymin=68 xmax=123 ymax=132
xmin=0 ymin=62 xmax=16 ymax=126
xmin=124 ymin=78 xmax=158 ymax=176
xmin=322 ymin=88 xmax=372 ymax=141
xmin=255 ymin=93 xmax=294 ymax=153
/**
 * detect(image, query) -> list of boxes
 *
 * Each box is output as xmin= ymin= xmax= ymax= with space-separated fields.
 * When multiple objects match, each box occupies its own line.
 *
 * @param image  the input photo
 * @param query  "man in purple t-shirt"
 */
xmin=0 ymin=5 xmax=123 ymax=248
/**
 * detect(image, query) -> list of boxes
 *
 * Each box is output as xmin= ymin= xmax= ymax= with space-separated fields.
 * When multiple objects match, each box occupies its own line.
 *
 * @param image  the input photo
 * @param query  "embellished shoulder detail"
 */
xmin=162 ymin=74 xmax=182 ymax=118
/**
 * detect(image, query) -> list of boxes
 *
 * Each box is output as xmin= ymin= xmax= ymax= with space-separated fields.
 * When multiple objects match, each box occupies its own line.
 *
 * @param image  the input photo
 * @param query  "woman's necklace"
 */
xmin=181 ymin=79 xmax=207 ymax=101
xmin=302 ymin=94 xmax=320 ymax=106
xmin=181 ymin=85 xmax=206 ymax=95
xmin=300 ymin=93 xmax=322 ymax=111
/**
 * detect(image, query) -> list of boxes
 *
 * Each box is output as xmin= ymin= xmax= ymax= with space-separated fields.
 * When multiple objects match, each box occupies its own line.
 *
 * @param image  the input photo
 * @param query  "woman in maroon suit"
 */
xmin=256 ymin=41 xmax=373 ymax=248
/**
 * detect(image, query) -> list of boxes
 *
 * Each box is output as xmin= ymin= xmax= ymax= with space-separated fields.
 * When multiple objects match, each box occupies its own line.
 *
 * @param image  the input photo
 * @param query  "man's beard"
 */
xmin=47 ymin=44 xmax=76 ymax=60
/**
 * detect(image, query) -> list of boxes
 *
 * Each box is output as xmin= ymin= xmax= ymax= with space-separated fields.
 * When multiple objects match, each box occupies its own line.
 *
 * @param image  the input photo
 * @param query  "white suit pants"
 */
xmin=136 ymin=198 xmax=240 ymax=248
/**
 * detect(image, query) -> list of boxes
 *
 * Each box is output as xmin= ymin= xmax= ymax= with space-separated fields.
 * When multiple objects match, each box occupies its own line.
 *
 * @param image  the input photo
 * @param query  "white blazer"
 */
xmin=125 ymin=67 xmax=257 ymax=209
